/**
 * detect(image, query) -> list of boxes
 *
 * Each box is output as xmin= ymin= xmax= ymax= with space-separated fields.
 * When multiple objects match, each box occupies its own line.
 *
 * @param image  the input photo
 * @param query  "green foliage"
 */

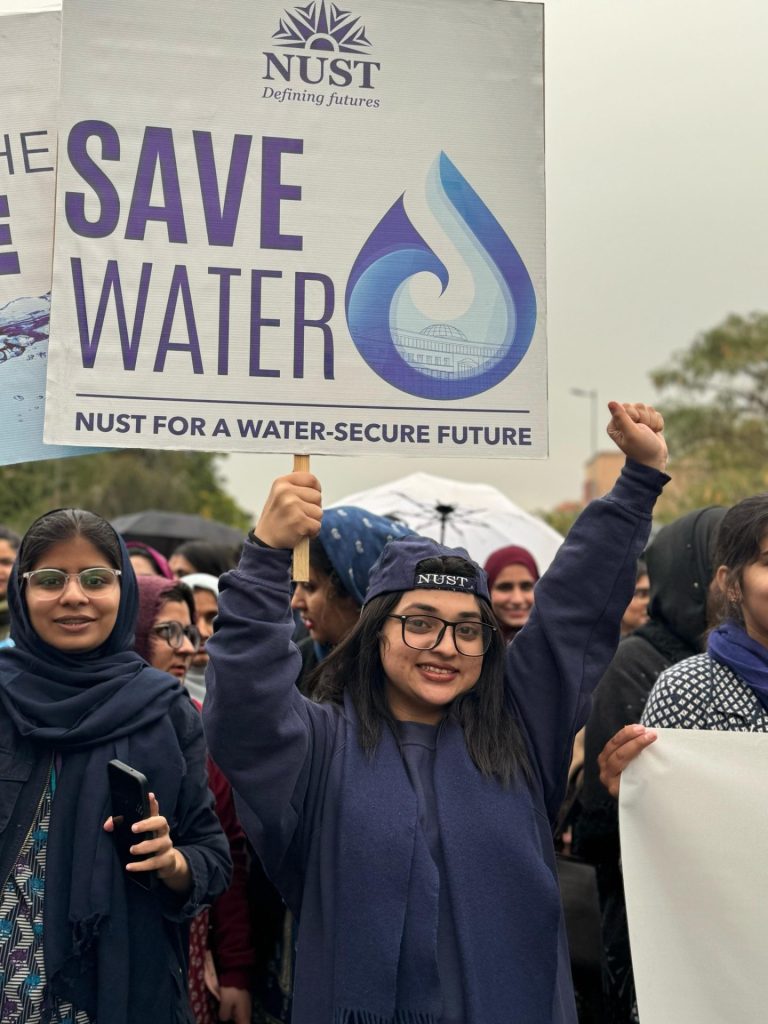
xmin=0 ymin=450 xmax=249 ymax=534
xmin=651 ymin=312 xmax=768 ymax=411
xmin=538 ymin=504 xmax=580 ymax=537
xmin=650 ymin=311 xmax=768 ymax=517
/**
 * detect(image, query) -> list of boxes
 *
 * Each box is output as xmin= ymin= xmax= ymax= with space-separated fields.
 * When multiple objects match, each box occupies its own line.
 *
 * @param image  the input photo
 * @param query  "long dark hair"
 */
xmin=712 ymin=493 xmax=768 ymax=627
xmin=311 ymin=587 xmax=530 ymax=786
xmin=19 ymin=508 xmax=122 ymax=575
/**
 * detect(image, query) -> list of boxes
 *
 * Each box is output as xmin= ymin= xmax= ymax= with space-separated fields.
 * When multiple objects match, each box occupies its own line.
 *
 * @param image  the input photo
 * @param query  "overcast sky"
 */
xmin=218 ymin=0 xmax=768 ymax=521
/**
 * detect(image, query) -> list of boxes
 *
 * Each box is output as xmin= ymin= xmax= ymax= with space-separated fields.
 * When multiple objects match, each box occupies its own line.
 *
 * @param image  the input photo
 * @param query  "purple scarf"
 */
xmin=707 ymin=621 xmax=768 ymax=710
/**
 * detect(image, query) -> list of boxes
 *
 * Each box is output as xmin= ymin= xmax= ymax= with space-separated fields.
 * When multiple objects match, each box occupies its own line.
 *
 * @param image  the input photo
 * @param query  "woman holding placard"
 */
xmin=203 ymin=401 xmax=668 ymax=1024
xmin=600 ymin=492 xmax=768 ymax=792
xmin=0 ymin=509 xmax=231 ymax=1024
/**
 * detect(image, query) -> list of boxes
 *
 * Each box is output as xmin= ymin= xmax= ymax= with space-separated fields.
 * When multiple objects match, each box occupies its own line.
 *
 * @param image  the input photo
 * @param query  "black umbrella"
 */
xmin=111 ymin=510 xmax=245 ymax=557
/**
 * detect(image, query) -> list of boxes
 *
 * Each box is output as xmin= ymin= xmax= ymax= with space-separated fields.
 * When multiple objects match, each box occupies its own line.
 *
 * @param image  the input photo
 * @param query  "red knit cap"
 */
xmin=483 ymin=545 xmax=540 ymax=589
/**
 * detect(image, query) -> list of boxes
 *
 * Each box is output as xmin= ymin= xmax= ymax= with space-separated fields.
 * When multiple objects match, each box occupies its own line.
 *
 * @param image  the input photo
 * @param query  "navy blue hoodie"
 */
xmin=204 ymin=460 xmax=667 ymax=1024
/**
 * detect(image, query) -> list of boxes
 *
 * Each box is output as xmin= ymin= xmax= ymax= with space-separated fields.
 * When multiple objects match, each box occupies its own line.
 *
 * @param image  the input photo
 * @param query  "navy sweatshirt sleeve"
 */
xmin=505 ymin=459 xmax=668 ymax=823
xmin=202 ymin=542 xmax=335 ymax=905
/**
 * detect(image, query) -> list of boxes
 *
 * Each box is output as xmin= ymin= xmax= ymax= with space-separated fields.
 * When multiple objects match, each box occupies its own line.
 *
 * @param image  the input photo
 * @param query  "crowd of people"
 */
xmin=0 ymin=398 xmax=762 ymax=1022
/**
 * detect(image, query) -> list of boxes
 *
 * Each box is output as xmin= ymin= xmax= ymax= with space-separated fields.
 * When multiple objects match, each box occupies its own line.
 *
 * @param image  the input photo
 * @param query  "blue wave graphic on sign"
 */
xmin=345 ymin=153 xmax=537 ymax=400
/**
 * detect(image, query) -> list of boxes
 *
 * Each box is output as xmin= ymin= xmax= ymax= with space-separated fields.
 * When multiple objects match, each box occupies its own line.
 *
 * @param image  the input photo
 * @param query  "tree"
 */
xmin=539 ymin=503 xmax=580 ymax=537
xmin=0 ymin=450 xmax=249 ymax=534
xmin=650 ymin=311 xmax=768 ymax=517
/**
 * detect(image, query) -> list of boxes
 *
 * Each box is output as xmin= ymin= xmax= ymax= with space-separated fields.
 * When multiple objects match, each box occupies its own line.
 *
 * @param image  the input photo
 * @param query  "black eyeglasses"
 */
xmin=386 ymin=614 xmax=495 ymax=656
xmin=151 ymin=621 xmax=201 ymax=651
xmin=22 ymin=567 xmax=121 ymax=597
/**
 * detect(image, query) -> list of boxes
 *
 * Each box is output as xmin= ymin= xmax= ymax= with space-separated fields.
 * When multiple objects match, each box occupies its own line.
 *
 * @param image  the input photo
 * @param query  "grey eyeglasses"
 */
xmin=22 ymin=567 xmax=122 ymax=597
xmin=151 ymin=620 xmax=201 ymax=651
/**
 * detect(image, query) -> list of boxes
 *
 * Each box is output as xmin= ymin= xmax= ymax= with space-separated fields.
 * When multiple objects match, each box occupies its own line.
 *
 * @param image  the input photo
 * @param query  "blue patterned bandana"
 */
xmin=320 ymin=507 xmax=415 ymax=606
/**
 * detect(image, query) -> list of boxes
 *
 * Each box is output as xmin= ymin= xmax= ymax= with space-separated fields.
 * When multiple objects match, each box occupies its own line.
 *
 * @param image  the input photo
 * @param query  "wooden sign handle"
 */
xmin=292 ymin=454 xmax=310 ymax=582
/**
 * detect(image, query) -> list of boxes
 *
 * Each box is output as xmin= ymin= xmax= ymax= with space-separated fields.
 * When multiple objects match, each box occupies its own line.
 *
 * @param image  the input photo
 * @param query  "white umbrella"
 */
xmin=332 ymin=472 xmax=563 ymax=572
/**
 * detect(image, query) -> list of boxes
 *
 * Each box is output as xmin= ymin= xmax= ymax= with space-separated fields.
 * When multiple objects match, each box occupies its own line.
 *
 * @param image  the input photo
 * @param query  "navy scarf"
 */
xmin=708 ymin=621 xmax=768 ymax=711
xmin=0 ymin=522 xmax=189 ymax=1022
xmin=333 ymin=693 xmax=561 ymax=1024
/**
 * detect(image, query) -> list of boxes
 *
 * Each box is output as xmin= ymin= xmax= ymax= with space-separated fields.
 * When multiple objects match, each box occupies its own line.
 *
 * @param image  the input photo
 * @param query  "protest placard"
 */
xmin=620 ymin=728 xmax=768 ymax=1024
xmin=0 ymin=4 xmax=103 ymax=465
xmin=45 ymin=0 xmax=546 ymax=460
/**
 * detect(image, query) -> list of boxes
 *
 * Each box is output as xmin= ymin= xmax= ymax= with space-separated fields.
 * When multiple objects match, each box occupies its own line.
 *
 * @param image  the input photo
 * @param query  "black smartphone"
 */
xmin=107 ymin=759 xmax=155 ymax=891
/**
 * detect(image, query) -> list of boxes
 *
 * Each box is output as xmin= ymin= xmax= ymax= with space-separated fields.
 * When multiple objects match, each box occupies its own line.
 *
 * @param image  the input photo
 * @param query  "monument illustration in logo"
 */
xmin=345 ymin=153 xmax=537 ymax=400
xmin=272 ymin=1 xmax=371 ymax=53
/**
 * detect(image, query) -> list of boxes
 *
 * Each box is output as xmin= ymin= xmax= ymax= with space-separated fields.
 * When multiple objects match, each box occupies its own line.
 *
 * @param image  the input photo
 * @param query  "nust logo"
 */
xmin=415 ymin=573 xmax=474 ymax=591
xmin=263 ymin=1 xmax=380 ymax=90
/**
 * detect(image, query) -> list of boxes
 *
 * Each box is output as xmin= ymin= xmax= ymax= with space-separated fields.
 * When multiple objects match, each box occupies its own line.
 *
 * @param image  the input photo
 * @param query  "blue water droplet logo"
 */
xmin=345 ymin=153 xmax=537 ymax=400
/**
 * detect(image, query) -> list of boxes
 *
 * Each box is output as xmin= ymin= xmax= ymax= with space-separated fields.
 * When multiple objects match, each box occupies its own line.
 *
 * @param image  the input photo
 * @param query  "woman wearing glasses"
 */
xmin=134 ymin=577 xmax=201 ymax=681
xmin=204 ymin=402 xmax=669 ymax=1024
xmin=0 ymin=509 xmax=231 ymax=1024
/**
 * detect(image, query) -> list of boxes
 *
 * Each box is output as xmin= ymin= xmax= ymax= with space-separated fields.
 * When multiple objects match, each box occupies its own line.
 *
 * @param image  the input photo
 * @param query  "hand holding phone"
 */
xmin=107 ymin=759 xmax=156 ymax=890
xmin=105 ymin=759 xmax=191 ymax=894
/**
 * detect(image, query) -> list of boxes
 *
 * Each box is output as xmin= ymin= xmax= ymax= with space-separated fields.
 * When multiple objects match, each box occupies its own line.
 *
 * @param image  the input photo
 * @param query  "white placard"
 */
xmin=620 ymin=728 xmax=768 ymax=1024
xmin=0 ymin=6 xmax=103 ymax=465
xmin=45 ymin=0 xmax=546 ymax=459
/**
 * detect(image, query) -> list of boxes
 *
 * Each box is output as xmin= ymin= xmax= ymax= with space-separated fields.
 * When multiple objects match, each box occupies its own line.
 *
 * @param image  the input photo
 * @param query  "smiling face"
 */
xmin=25 ymin=535 xmax=121 ymax=653
xmin=149 ymin=599 xmax=197 ymax=680
xmin=379 ymin=589 xmax=485 ymax=724
xmin=489 ymin=563 xmax=536 ymax=635
xmin=291 ymin=567 xmax=359 ymax=647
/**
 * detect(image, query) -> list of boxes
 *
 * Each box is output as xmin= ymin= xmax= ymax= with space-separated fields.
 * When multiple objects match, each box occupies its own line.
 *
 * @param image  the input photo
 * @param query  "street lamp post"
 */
xmin=570 ymin=387 xmax=598 ymax=459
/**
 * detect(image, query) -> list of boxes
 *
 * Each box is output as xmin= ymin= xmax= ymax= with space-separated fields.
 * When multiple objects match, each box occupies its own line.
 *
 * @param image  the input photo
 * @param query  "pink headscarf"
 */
xmin=133 ymin=575 xmax=195 ymax=663
xmin=125 ymin=540 xmax=174 ymax=580
xmin=483 ymin=545 xmax=540 ymax=589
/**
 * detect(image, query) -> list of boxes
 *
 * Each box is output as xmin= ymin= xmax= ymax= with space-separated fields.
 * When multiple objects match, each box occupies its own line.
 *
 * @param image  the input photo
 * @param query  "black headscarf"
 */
xmin=0 ymin=510 xmax=190 ymax=1021
xmin=635 ymin=505 xmax=727 ymax=660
